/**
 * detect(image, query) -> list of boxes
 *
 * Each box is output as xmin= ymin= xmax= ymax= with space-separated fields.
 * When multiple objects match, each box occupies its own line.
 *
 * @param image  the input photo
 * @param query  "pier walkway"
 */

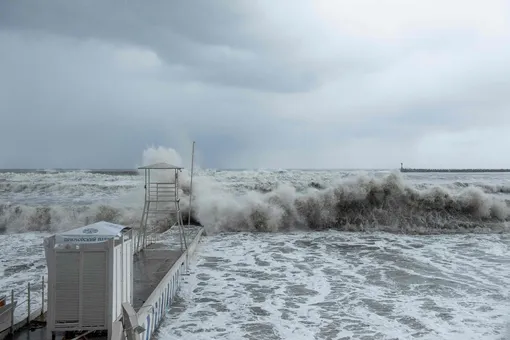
xmin=132 ymin=243 xmax=182 ymax=311
xmin=1 ymin=227 xmax=202 ymax=340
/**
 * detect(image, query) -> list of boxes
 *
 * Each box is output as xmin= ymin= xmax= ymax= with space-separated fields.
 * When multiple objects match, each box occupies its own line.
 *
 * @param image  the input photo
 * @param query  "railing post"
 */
xmin=41 ymin=276 xmax=45 ymax=317
xmin=10 ymin=289 xmax=14 ymax=335
xmin=27 ymin=282 xmax=31 ymax=325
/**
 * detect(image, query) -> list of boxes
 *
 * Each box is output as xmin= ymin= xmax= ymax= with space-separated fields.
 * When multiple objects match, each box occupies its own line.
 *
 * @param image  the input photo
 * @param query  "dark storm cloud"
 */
xmin=0 ymin=0 xmax=331 ymax=93
xmin=1 ymin=0 xmax=510 ymax=169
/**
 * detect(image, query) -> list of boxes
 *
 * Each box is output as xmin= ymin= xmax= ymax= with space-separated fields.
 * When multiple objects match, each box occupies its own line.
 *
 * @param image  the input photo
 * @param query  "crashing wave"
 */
xmin=194 ymin=172 xmax=509 ymax=234
xmin=1 ymin=170 xmax=509 ymax=235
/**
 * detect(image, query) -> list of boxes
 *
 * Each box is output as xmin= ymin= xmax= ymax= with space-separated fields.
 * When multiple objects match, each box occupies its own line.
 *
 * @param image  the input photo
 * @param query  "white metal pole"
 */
xmin=188 ymin=141 xmax=195 ymax=227
xmin=27 ymin=282 xmax=31 ymax=324
xmin=10 ymin=289 xmax=14 ymax=334
xmin=41 ymin=276 xmax=44 ymax=317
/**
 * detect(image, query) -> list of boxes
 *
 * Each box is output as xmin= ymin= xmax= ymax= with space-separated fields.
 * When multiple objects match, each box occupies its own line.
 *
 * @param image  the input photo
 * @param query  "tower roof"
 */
xmin=138 ymin=162 xmax=183 ymax=170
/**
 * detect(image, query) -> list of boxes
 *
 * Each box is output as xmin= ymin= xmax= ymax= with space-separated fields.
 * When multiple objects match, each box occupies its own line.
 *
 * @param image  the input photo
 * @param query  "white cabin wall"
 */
xmin=111 ymin=247 xmax=116 ymax=323
xmin=111 ymin=246 xmax=116 ymax=321
xmin=117 ymin=246 xmax=122 ymax=319
xmin=115 ymin=246 xmax=123 ymax=321
xmin=123 ymin=240 xmax=132 ymax=303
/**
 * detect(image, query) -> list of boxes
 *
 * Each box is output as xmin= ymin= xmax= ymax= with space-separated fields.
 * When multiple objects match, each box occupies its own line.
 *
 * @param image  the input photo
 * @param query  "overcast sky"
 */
xmin=1 ymin=0 xmax=509 ymax=169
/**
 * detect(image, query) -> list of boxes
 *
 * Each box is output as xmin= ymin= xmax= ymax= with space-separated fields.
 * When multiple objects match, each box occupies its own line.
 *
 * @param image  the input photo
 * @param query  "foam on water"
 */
xmin=0 ymin=232 xmax=49 ymax=322
xmin=1 ymin=147 xmax=510 ymax=338
xmin=3 ymin=168 xmax=510 ymax=235
xmin=2 ymin=146 xmax=510 ymax=235
xmin=0 ymin=170 xmax=139 ymax=205
xmin=158 ymin=232 xmax=510 ymax=340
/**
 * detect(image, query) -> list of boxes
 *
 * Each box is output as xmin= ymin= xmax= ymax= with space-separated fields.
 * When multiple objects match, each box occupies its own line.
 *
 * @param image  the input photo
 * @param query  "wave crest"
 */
xmin=195 ymin=173 xmax=510 ymax=234
xmin=1 ymin=170 xmax=509 ymax=235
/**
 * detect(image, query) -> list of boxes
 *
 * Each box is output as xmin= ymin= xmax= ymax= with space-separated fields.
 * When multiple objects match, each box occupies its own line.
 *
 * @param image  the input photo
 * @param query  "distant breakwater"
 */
xmin=400 ymin=168 xmax=510 ymax=173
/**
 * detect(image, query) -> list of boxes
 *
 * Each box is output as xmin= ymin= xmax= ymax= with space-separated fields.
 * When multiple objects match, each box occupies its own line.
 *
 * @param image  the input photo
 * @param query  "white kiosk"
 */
xmin=44 ymin=221 xmax=133 ymax=339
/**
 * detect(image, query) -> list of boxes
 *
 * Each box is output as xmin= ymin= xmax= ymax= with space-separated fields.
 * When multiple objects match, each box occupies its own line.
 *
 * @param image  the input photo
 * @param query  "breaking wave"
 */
xmin=1 ymin=147 xmax=509 ymax=235
xmin=1 ymin=174 xmax=509 ymax=235
xmin=193 ymin=172 xmax=510 ymax=234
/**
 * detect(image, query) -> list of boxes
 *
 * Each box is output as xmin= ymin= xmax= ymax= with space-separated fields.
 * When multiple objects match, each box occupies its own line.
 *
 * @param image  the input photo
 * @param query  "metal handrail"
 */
xmin=0 ymin=276 xmax=47 ymax=335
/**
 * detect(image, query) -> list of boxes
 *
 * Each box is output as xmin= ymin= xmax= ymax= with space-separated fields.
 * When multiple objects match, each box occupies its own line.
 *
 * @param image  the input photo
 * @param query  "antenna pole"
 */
xmin=188 ymin=141 xmax=195 ymax=226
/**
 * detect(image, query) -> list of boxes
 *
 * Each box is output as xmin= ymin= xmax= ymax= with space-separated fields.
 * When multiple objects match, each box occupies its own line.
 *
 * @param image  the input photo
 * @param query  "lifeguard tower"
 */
xmin=10 ymin=147 xmax=202 ymax=340
xmin=136 ymin=163 xmax=187 ymax=253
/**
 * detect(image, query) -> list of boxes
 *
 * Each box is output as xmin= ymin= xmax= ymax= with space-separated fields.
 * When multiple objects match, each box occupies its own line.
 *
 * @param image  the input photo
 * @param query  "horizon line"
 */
xmin=2 ymin=167 xmax=510 ymax=171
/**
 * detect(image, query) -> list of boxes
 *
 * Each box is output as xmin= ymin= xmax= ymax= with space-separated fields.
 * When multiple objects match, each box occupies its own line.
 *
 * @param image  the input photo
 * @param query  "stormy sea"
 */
xmin=0 ymin=148 xmax=509 ymax=340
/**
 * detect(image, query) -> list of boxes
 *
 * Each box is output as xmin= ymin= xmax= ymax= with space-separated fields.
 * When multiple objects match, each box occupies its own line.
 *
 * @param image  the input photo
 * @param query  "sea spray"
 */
xmin=1 ymin=146 xmax=510 ymax=235
xmin=193 ymin=172 xmax=510 ymax=234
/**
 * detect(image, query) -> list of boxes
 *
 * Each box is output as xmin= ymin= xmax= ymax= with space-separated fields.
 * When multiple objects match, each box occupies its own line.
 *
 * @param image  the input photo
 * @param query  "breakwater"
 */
xmin=400 ymin=168 xmax=510 ymax=173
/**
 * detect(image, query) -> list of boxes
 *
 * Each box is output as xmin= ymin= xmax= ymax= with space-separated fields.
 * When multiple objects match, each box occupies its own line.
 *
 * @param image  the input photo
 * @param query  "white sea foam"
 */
xmin=157 ymin=232 xmax=510 ymax=340
xmin=1 ymin=146 xmax=510 ymax=338
xmin=2 ymin=147 xmax=510 ymax=234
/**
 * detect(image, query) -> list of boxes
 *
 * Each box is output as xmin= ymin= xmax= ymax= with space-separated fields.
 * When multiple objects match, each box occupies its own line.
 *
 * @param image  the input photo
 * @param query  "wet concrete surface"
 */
xmin=132 ymin=243 xmax=183 ymax=311
xmin=8 ymin=243 xmax=183 ymax=340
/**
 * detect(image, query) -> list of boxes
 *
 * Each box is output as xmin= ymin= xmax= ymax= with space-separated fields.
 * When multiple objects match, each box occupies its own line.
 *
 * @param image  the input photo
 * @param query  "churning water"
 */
xmin=1 ymin=147 xmax=509 ymax=339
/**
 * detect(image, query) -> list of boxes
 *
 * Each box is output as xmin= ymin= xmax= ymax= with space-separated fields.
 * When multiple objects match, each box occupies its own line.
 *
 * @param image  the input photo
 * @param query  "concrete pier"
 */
xmin=132 ymin=244 xmax=182 ymax=311
xmin=3 ymin=156 xmax=202 ymax=340
xmin=399 ymin=163 xmax=510 ymax=173
xmin=1 ymin=227 xmax=203 ymax=340
xmin=400 ymin=168 xmax=510 ymax=173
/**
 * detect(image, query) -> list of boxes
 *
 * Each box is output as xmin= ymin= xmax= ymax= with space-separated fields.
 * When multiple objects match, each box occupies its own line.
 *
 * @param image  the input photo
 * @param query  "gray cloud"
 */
xmin=0 ymin=0 xmax=354 ymax=93
xmin=1 ymin=0 xmax=510 ymax=169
